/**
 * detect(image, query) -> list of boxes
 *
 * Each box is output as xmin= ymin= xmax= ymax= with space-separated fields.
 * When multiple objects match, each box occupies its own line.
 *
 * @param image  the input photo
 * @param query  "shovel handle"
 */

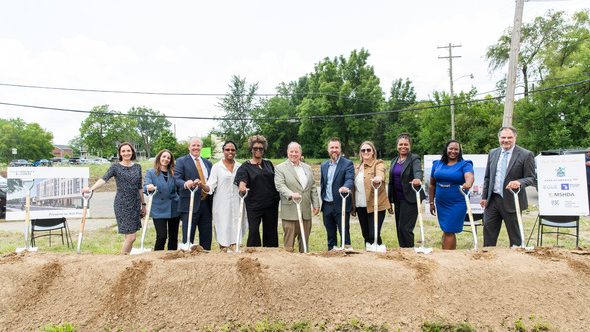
xmin=370 ymin=179 xmax=382 ymax=190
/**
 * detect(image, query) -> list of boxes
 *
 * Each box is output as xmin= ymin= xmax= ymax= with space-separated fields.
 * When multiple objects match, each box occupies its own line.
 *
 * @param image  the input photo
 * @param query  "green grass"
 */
xmin=1 ymin=210 xmax=587 ymax=254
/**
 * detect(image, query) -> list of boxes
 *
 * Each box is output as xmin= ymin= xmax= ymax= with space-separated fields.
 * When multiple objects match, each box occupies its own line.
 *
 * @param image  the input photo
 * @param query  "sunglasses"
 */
xmin=224 ymin=148 xmax=236 ymax=152
xmin=252 ymin=147 xmax=264 ymax=151
xmin=360 ymin=148 xmax=372 ymax=153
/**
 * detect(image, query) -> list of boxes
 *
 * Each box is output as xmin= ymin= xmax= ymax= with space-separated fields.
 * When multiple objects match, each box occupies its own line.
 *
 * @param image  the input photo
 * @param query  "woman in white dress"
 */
xmin=208 ymin=141 xmax=245 ymax=251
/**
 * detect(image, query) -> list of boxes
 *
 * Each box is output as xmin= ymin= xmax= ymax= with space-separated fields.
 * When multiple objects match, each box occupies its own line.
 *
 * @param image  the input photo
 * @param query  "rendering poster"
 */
xmin=5 ymin=167 xmax=89 ymax=220
xmin=537 ymin=154 xmax=589 ymax=216
xmin=424 ymin=154 xmax=488 ymax=214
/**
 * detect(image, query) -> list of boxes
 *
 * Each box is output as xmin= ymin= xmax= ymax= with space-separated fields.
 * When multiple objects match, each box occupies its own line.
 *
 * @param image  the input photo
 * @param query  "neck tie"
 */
xmin=499 ymin=151 xmax=509 ymax=197
xmin=195 ymin=158 xmax=208 ymax=200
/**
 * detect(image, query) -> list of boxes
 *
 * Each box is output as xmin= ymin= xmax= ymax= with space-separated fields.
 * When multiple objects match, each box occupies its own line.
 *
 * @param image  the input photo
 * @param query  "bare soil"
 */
xmin=0 ymin=247 xmax=590 ymax=331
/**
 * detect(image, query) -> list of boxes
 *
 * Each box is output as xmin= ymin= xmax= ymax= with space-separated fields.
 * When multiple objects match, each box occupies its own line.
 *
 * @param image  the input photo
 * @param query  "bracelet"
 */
xmin=142 ymin=203 xmax=146 ymax=206
xmin=429 ymin=202 xmax=435 ymax=205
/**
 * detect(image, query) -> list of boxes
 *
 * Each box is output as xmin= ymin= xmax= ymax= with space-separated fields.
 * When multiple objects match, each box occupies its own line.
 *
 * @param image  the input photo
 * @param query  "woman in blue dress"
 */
xmin=428 ymin=140 xmax=474 ymax=250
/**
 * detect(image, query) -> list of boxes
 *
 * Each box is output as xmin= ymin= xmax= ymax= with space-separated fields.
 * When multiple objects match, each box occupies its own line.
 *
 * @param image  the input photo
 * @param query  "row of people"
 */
xmin=84 ymin=126 xmax=536 ymax=253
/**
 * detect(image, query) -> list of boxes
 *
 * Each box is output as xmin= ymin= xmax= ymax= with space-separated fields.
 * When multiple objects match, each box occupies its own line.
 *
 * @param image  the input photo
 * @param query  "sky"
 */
xmin=0 ymin=0 xmax=588 ymax=147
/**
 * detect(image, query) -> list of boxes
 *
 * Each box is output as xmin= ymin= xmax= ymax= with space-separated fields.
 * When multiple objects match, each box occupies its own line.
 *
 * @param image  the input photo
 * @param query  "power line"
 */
xmin=0 ymin=78 xmax=588 ymax=122
xmin=0 ymin=82 xmax=385 ymax=104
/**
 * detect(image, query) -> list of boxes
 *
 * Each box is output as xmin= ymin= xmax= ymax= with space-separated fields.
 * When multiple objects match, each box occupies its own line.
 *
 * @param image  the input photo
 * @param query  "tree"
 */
xmin=0 ymin=118 xmax=54 ymax=162
xmin=486 ymin=10 xmax=588 ymax=97
xmin=378 ymin=78 xmax=417 ymax=158
xmin=79 ymin=105 xmax=136 ymax=158
xmin=152 ymin=129 xmax=187 ymax=159
xmin=297 ymin=49 xmax=385 ymax=157
xmin=216 ymin=75 xmax=260 ymax=154
xmin=128 ymin=107 xmax=171 ymax=158
xmin=255 ymin=80 xmax=306 ymax=158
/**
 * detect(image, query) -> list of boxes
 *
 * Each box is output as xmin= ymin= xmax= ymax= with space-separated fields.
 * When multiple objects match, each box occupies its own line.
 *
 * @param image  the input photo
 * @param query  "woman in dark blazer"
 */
xmin=144 ymin=149 xmax=180 ymax=250
xmin=387 ymin=133 xmax=425 ymax=248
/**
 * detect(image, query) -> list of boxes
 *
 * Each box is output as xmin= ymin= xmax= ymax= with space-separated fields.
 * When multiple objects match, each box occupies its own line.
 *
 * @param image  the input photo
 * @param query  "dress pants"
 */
xmin=282 ymin=219 xmax=312 ymax=253
xmin=322 ymin=201 xmax=351 ymax=250
xmin=357 ymin=207 xmax=385 ymax=245
xmin=181 ymin=197 xmax=212 ymax=250
xmin=153 ymin=216 xmax=180 ymax=250
xmin=246 ymin=207 xmax=279 ymax=247
xmin=393 ymin=198 xmax=418 ymax=248
xmin=483 ymin=193 xmax=522 ymax=247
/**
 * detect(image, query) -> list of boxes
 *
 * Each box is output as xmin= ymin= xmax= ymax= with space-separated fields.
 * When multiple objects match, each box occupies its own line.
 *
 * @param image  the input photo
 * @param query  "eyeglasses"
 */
xmin=360 ymin=148 xmax=372 ymax=153
xmin=252 ymin=147 xmax=264 ymax=151
xmin=224 ymin=148 xmax=236 ymax=152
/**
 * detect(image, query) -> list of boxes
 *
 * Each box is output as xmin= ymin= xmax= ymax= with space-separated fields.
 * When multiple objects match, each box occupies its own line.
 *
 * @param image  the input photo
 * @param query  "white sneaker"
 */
xmin=377 ymin=244 xmax=387 ymax=253
xmin=365 ymin=242 xmax=375 ymax=252
xmin=344 ymin=245 xmax=354 ymax=251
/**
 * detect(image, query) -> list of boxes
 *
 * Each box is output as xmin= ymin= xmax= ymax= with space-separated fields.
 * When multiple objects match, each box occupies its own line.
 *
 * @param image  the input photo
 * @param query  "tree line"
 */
xmin=1 ymin=10 xmax=588 ymax=163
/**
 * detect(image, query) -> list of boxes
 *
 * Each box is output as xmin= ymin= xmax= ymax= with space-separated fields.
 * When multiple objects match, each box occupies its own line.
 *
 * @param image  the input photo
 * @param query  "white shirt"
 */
xmin=493 ymin=146 xmax=514 ymax=195
xmin=354 ymin=169 xmax=367 ymax=208
xmin=291 ymin=161 xmax=308 ymax=189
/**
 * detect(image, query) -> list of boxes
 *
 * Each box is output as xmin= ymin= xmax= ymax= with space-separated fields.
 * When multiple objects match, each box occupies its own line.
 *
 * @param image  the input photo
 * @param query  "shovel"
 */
xmin=337 ymin=190 xmax=350 ymax=251
xmin=16 ymin=179 xmax=37 ymax=253
xmin=459 ymin=186 xmax=478 ymax=251
xmin=178 ymin=186 xmax=197 ymax=251
xmin=233 ymin=189 xmax=248 ymax=253
xmin=367 ymin=180 xmax=386 ymax=252
xmin=131 ymin=188 xmax=157 ymax=255
xmin=509 ymin=187 xmax=534 ymax=250
xmin=76 ymin=191 xmax=93 ymax=254
xmin=293 ymin=195 xmax=308 ymax=253
xmin=412 ymin=185 xmax=432 ymax=254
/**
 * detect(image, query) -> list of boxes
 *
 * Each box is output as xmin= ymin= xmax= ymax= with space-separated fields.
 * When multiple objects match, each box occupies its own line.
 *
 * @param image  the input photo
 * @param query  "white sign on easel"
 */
xmin=537 ymin=154 xmax=589 ymax=216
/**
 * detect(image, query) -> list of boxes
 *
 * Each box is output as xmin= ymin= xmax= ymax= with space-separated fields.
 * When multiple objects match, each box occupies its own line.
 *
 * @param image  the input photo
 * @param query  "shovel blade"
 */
xmin=130 ymin=248 xmax=151 ymax=255
xmin=16 ymin=246 xmax=38 ymax=253
xmin=178 ymin=242 xmax=192 ymax=251
xmin=414 ymin=247 xmax=433 ymax=254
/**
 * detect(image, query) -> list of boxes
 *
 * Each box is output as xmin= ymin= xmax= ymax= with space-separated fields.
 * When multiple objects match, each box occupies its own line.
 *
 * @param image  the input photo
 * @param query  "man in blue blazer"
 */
xmin=174 ymin=137 xmax=213 ymax=250
xmin=481 ymin=126 xmax=536 ymax=247
xmin=320 ymin=137 xmax=355 ymax=250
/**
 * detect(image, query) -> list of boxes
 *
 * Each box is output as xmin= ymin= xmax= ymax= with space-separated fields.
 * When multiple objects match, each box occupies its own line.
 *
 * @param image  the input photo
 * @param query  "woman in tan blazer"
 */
xmin=352 ymin=141 xmax=391 ymax=252
xmin=274 ymin=142 xmax=320 ymax=252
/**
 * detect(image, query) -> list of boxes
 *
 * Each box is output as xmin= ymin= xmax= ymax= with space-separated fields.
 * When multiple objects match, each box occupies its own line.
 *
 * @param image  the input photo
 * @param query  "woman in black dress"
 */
xmin=84 ymin=142 xmax=145 ymax=253
xmin=235 ymin=135 xmax=280 ymax=247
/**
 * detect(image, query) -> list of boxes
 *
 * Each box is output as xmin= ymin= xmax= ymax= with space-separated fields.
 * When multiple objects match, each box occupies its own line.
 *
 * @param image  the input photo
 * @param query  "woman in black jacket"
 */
xmin=387 ymin=133 xmax=425 ymax=248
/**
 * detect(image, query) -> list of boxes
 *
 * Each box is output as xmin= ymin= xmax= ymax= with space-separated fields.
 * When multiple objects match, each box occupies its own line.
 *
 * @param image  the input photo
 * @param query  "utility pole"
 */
xmin=503 ymin=0 xmax=525 ymax=127
xmin=438 ymin=43 xmax=462 ymax=140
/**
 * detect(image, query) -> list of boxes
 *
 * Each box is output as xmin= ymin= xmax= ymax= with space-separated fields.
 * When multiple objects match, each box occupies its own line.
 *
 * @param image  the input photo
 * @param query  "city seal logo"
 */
xmin=555 ymin=166 xmax=566 ymax=178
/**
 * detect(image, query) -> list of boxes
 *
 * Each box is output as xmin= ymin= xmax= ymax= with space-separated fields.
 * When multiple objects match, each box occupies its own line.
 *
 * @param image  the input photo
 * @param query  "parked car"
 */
xmin=69 ymin=157 xmax=81 ymax=164
xmin=32 ymin=159 xmax=52 ymax=167
xmin=92 ymin=158 xmax=110 ymax=164
xmin=0 ymin=175 xmax=6 ymax=190
xmin=51 ymin=157 xmax=69 ymax=164
xmin=0 ymin=188 xmax=6 ymax=219
xmin=9 ymin=159 xmax=31 ymax=167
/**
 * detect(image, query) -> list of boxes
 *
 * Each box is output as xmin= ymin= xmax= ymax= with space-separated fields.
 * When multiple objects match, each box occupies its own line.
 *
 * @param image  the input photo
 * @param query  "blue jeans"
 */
xmin=322 ymin=201 xmax=351 ymax=250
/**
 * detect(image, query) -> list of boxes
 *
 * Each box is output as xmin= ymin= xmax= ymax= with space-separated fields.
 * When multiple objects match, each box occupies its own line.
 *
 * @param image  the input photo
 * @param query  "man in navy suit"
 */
xmin=320 ymin=137 xmax=355 ymax=250
xmin=481 ymin=126 xmax=536 ymax=247
xmin=174 ymin=137 xmax=213 ymax=250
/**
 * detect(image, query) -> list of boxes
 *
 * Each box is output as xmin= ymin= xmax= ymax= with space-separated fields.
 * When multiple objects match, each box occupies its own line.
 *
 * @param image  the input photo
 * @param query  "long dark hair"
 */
xmin=441 ymin=140 xmax=463 ymax=164
xmin=154 ymin=149 xmax=175 ymax=176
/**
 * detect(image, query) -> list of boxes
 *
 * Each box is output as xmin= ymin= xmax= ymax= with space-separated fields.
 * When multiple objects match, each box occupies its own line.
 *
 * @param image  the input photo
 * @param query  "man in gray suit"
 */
xmin=275 ymin=142 xmax=320 ymax=252
xmin=481 ymin=126 xmax=536 ymax=247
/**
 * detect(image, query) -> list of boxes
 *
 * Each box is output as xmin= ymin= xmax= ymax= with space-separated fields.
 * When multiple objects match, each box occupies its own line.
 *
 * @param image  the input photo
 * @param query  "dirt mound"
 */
xmin=0 ymin=248 xmax=589 ymax=331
